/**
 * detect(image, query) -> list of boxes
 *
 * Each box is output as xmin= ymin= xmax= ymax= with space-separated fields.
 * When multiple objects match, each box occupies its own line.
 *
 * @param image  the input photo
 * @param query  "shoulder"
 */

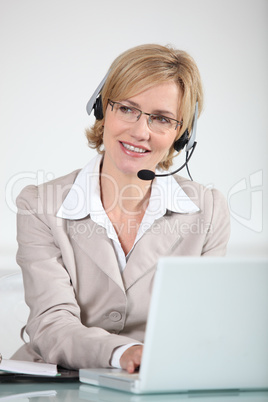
xmin=16 ymin=169 xmax=81 ymax=212
xmin=174 ymin=176 xmax=230 ymax=255
xmin=173 ymin=175 xmax=228 ymax=214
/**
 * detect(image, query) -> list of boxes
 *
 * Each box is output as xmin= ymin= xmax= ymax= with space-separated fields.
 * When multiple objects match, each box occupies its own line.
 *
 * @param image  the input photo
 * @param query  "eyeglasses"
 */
xmin=108 ymin=100 xmax=183 ymax=135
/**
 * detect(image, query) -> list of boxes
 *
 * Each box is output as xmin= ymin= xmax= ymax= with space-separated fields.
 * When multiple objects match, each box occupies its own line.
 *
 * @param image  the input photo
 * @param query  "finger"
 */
xmin=132 ymin=351 xmax=142 ymax=365
xmin=125 ymin=355 xmax=141 ymax=373
xmin=120 ymin=345 xmax=143 ymax=372
xmin=126 ymin=360 xmax=135 ymax=373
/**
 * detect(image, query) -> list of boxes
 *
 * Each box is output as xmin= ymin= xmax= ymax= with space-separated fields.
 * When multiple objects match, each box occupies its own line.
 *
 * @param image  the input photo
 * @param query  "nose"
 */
xmin=129 ymin=113 xmax=151 ymax=141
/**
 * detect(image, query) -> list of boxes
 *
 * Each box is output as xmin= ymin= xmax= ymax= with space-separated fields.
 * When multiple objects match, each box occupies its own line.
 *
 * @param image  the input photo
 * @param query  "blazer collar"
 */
xmin=56 ymin=155 xmax=199 ymax=220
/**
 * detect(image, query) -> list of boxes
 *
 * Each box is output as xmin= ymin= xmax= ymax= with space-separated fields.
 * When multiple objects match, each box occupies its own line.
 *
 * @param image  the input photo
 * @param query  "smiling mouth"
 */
xmin=121 ymin=142 xmax=149 ymax=154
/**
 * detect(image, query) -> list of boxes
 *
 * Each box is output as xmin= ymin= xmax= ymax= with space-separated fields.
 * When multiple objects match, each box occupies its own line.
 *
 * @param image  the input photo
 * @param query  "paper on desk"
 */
xmin=0 ymin=390 xmax=57 ymax=401
xmin=0 ymin=358 xmax=58 ymax=376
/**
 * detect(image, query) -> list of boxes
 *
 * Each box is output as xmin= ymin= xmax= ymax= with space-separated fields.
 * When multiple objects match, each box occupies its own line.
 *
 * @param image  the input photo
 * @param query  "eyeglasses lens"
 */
xmin=112 ymin=102 xmax=176 ymax=134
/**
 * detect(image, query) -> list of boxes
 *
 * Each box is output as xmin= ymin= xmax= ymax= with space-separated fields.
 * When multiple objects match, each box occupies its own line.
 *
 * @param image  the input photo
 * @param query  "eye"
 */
xmin=151 ymin=115 xmax=172 ymax=125
xmin=119 ymin=105 xmax=134 ymax=114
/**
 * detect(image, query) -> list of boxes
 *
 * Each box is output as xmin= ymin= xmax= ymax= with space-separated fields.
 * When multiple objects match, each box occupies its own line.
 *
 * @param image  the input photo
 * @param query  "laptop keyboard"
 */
xmin=105 ymin=371 xmax=139 ymax=380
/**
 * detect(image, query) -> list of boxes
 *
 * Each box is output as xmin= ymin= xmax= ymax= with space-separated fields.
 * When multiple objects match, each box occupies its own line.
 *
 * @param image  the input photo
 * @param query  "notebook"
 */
xmin=79 ymin=257 xmax=268 ymax=394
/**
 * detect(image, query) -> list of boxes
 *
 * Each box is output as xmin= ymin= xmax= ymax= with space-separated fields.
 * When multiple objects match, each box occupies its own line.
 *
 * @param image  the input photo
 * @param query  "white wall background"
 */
xmin=0 ymin=0 xmax=267 ymax=357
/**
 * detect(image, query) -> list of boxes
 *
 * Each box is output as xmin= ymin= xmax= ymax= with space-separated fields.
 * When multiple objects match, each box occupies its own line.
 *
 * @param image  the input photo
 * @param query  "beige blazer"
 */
xmin=12 ymin=169 xmax=230 ymax=369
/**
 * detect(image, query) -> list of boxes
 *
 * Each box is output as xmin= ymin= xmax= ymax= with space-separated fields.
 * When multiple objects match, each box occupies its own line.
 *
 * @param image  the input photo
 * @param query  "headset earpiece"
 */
xmin=173 ymin=102 xmax=199 ymax=153
xmin=173 ymin=129 xmax=189 ymax=152
xmin=93 ymin=95 xmax=104 ymax=120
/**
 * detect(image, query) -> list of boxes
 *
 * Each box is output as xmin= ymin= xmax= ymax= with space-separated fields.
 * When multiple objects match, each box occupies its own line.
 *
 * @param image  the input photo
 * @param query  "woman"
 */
xmin=13 ymin=44 xmax=230 ymax=373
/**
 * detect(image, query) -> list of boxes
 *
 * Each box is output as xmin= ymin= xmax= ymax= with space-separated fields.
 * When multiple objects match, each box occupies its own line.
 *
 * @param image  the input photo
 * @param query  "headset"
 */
xmin=86 ymin=73 xmax=198 ymax=180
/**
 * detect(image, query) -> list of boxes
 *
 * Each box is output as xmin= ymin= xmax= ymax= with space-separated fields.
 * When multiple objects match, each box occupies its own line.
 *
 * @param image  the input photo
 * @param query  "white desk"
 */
xmin=0 ymin=381 xmax=267 ymax=401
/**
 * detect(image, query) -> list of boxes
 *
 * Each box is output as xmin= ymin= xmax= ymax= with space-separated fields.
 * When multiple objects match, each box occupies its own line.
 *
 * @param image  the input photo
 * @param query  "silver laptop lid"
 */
xmin=139 ymin=257 xmax=268 ymax=393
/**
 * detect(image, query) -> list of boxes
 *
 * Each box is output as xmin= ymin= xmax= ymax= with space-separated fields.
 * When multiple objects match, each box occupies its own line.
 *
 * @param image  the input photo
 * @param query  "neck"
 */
xmin=100 ymin=158 xmax=152 ymax=215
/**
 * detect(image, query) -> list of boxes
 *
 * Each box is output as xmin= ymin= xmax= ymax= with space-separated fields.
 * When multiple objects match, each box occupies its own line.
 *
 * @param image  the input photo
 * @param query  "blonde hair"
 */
xmin=85 ymin=44 xmax=203 ymax=170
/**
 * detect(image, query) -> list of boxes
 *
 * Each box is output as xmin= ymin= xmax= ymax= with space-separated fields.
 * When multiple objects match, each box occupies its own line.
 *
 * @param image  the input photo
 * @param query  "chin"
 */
xmin=116 ymin=161 xmax=142 ymax=177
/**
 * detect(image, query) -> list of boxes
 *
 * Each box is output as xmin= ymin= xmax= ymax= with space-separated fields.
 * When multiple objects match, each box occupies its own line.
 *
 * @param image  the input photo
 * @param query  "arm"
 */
xmin=16 ymin=185 xmax=141 ymax=369
xmin=201 ymin=188 xmax=230 ymax=256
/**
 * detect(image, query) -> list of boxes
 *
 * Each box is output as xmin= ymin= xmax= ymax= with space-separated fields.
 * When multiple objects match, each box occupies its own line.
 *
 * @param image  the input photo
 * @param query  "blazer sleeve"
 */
xmin=201 ymin=188 xmax=231 ymax=256
xmin=16 ymin=185 xmax=140 ymax=370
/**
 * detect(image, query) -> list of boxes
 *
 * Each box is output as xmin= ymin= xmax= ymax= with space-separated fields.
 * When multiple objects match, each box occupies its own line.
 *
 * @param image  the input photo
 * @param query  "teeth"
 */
xmin=122 ymin=142 xmax=147 ymax=153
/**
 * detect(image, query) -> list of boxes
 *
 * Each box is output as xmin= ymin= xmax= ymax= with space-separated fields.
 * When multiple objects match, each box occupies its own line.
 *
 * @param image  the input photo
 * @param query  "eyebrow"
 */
xmin=122 ymin=99 xmax=176 ymax=118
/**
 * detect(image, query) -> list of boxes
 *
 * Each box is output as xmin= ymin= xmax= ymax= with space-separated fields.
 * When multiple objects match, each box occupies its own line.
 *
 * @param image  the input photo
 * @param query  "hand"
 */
xmin=120 ymin=345 xmax=143 ymax=373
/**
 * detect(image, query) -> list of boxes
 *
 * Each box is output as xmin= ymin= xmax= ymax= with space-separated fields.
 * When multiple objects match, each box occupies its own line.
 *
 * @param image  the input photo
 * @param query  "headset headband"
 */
xmin=86 ymin=71 xmax=109 ymax=115
xmin=186 ymin=101 xmax=198 ymax=152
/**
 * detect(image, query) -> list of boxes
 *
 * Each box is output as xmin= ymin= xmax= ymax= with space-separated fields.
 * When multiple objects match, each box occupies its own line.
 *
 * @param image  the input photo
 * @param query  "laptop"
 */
xmin=79 ymin=257 xmax=268 ymax=394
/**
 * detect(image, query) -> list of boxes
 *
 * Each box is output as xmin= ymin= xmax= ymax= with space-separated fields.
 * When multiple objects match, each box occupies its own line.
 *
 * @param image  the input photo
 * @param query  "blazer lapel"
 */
xmin=123 ymin=214 xmax=183 ymax=290
xmin=68 ymin=213 xmax=185 ymax=292
xmin=68 ymin=217 xmax=125 ymax=292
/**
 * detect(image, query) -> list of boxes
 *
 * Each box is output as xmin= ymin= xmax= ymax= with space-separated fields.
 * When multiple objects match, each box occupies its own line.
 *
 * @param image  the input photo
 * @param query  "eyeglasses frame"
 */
xmin=108 ymin=100 xmax=183 ymax=131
